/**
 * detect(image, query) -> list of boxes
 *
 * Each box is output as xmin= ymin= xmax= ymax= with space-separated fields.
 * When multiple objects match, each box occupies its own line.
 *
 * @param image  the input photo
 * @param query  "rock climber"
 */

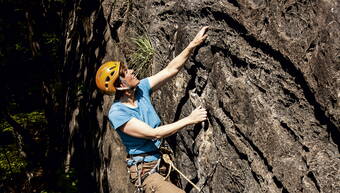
xmin=95 ymin=26 xmax=209 ymax=193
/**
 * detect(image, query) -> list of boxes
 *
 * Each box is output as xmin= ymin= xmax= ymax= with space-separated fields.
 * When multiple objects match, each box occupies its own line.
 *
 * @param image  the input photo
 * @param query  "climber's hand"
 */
xmin=188 ymin=26 xmax=209 ymax=48
xmin=187 ymin=106 xmax=207 ymax=124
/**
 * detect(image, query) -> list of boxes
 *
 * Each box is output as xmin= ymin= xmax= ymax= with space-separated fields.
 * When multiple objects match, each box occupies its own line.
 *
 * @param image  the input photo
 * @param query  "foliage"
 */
xmin=0 ymin=111 xmax=47 ymax=182
xmin=38 ymin=169 xmax=78 ymax=193
xmin=42 ymin=32 xmax=61 ymax=58
xmin=128 ymin=35 xmax=155 ymax=78
xmin=1 ymin=111 xmax=47 ymax=132
xmin=60 ymin=169 xmax=79 ymax=193
xmin=0 ymin=0 xmax=64 ymax=192
xmin=0 ymin=144 xmax=27 ymax=182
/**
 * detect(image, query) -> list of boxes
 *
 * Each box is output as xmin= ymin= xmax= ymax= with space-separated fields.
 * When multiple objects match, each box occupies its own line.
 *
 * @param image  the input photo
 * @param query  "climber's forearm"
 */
xmin=148 ymin=27 xmax=208 ymax=91
xmin=165 ymin=45 xmax=195 ymax=74
xmin=120 ymin=107 xmax=207 ymax=139
xmin=120 ymin=117 xmax=193 ymax=140
xmin=153 ymin=117 xmax=193 ymax=139
xmin=148 ymin=44 xmax=195 ymax=91
xmin=154 ymin=106 xmax=207 ymax=139
xmin=166 ymin=26 xmax=209 ymax=74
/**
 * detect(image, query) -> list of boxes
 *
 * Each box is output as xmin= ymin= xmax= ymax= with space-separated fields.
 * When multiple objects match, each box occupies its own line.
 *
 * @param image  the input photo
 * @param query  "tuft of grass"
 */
xmin=128 ymin=36 xmax=154 ymax=78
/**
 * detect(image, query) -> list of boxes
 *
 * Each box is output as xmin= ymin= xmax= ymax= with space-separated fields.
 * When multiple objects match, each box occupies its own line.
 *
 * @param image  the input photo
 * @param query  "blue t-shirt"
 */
xmin=108 ymin=78 xmax=161 ymax=165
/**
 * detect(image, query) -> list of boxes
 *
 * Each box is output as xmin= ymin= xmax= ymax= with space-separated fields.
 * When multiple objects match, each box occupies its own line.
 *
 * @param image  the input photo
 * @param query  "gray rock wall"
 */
xmin=69 ymin=0 xmax=339 ymax=192
xmin=141 ymin=1 xmax=340 ymax=192
xmin=137 ymin=1 xmax=339 ymax=192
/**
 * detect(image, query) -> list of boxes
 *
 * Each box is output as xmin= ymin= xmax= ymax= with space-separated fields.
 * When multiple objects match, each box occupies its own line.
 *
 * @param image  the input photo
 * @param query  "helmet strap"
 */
xmin=116 ymin=76 xmax=132 ymax=91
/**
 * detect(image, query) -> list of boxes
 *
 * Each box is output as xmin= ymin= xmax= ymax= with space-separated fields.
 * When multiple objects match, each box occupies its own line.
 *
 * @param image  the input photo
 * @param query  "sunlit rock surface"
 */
xmin=69 ymin=0 xmax=339 ymax=192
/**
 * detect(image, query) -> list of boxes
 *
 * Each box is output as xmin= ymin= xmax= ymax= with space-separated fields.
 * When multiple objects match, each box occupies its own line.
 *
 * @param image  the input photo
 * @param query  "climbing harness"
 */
xmin=127 ymin=146 xmax=219 ymax=193
xmin=127 ymin=151 xmax=162 ymax=193
xmin=127 ymin=139 xmax=218 ymax=193
xmin=133 ymin=159 xmax=161 ymax=193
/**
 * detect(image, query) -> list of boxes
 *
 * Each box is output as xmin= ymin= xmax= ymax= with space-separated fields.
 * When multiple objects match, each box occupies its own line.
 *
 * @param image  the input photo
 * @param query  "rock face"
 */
xmin=64 ymin=0 xmax=339 ymax=192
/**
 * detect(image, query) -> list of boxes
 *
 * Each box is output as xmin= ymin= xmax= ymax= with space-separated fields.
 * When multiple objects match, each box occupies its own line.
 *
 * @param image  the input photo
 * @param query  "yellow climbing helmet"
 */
xmin=95 ymin=61 xmax=122 ymax=94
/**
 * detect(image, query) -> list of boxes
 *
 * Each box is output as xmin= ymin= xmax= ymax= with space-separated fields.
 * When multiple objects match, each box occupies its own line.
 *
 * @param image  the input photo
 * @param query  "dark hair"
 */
xmin=114 ymin=80 xmax=123 ymax=100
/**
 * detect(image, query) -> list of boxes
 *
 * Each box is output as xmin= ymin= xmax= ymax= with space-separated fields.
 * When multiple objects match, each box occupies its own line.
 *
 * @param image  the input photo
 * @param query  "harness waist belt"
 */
xmin=128 ymin=150 xmax=160 ymax=158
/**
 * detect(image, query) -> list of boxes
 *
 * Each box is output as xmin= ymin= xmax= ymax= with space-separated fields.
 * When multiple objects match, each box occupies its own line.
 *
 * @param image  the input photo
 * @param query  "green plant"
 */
xmin=129 ymin=35 xmax=155 ymax=78
xmin=1 ymin=111 xmax=47 ymax=132
xmin=0 ymin=145 xmax=27 ymax=181
xmin=0 ymin=111 xmax=47 ymax=182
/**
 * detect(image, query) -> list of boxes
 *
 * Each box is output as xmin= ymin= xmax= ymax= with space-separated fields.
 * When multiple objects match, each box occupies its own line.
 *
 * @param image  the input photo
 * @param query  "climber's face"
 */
xmin=120 ymin=68 xmax=140 ymax=89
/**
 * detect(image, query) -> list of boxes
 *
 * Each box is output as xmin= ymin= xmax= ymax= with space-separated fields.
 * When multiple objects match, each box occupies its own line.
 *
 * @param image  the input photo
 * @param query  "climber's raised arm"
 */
xmin=149 ymin=26 xmax=209 ymax=91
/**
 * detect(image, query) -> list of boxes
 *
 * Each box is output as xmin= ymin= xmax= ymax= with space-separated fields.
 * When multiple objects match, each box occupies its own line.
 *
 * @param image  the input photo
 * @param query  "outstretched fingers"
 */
xmin=189 ymin=26 xmax=210 ymax=48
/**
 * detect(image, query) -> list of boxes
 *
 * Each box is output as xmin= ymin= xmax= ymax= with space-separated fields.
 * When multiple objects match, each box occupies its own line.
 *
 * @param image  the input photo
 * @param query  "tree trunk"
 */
xmin=60 ymin=0 xmax=133 ymax=192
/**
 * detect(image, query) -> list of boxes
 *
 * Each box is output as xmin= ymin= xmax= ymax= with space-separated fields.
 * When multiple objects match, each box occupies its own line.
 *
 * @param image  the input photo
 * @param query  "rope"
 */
xmin=163 ymin=161 xmax=172 ymax=180
xmin=162 ymin=154 xmax=201 ymax=192
xmin=197 ymin=160 xmax=220 ymax=193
